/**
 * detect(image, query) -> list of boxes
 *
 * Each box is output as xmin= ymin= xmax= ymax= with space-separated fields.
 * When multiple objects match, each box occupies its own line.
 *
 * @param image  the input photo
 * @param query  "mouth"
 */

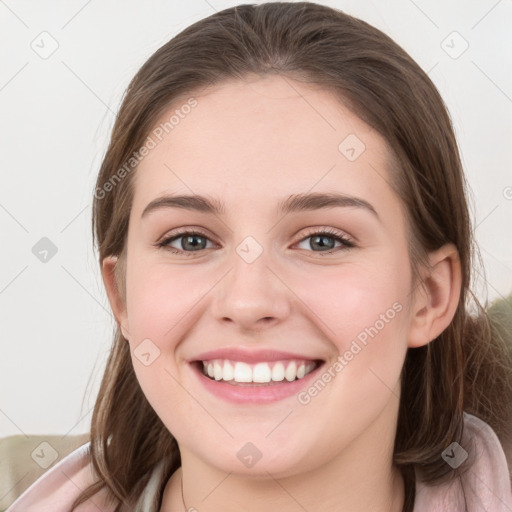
xmin=188 ymin=347 xmax=327 ymax=403
xmin=193 ymin=358 xmax=323 ymax=386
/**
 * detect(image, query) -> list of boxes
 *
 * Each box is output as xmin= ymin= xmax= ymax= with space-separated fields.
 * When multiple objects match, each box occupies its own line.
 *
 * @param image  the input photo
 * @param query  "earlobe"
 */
xmin=407 ymin=243 xmax=462 ymax=348
xmin=101 ymin=255 xmax=130 ymax=340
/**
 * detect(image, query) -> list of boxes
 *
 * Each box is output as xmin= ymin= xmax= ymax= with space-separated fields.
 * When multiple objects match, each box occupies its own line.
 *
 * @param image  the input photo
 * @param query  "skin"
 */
xmin=102 ymin=74 xmax=462 ymax=512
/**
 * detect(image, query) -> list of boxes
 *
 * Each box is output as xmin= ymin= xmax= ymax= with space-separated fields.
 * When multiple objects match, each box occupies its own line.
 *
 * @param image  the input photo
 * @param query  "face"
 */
xmin=106 ymin=74 xmax=420 ymax=478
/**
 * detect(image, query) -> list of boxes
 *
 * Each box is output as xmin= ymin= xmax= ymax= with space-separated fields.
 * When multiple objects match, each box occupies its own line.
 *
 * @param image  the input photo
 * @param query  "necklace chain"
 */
xmin=180 ymin=473 xmax=187 ymax=511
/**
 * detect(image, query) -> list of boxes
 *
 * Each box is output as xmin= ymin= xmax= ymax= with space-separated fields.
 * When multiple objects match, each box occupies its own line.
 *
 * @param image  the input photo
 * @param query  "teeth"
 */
xmin=271 ymin=362 xmax=285 ymax=381
xmin=201 ymin=359 xmax=317 ymax=384
xmin=213 ymin=361 xmax=223 ymax=381
xmin=253 ymin=363 xmax=272 ymax=383
xmin=223 ymin=361 xmax=234 ymax=381
xmin=285 ymin=361 xmax=297 ymax=382
xmin=234 ymin=362 xmax=252 ymax=382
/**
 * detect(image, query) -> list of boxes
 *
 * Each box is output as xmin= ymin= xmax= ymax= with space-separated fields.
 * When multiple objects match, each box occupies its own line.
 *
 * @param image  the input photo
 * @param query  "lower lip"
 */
xmin=190 ymin=361 xmax=324 ymax=404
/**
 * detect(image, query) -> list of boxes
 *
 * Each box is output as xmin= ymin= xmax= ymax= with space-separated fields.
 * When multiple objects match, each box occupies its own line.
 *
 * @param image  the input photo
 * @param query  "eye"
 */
xmin=157 ymin=229 xmax=216 ymax=255
xmin=295 ymin=227 xmax=355 ymax=255
xmin=156 ymin=226 xmax=355 ymax=256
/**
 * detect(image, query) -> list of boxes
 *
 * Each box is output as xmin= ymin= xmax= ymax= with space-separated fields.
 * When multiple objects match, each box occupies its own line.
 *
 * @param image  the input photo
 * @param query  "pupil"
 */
xmin=183 ymin=235 xmax=205 ymax=251
xmin=312 ymin=235 xmax=334 ymax=250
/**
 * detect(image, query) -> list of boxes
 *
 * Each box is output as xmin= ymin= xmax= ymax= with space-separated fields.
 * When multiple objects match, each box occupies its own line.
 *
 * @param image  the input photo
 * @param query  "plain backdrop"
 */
xmin=1 ymin=0 xmax=511 ymax=438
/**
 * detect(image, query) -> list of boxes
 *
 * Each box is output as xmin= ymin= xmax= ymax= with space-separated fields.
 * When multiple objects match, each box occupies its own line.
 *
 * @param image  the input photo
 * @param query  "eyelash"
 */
xmin=156 ymin=227 xmax=356 ymax=257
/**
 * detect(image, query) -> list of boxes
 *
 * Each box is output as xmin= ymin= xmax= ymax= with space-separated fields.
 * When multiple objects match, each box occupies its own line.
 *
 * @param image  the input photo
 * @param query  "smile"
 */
xmin=189 ymin=357 xmax=325 ymax=403
xmin=201 ymin=359 xmax=319 ymax=384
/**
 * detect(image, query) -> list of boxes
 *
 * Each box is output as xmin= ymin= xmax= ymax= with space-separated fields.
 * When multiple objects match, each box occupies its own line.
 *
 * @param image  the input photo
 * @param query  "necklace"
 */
xmin=180 ymin=473 xmax=187 ymax=511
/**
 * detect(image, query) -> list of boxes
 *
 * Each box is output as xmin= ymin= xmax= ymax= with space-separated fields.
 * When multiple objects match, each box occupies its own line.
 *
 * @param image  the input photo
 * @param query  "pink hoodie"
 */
xmin=6 ymin=412 xmax=512 ymax=511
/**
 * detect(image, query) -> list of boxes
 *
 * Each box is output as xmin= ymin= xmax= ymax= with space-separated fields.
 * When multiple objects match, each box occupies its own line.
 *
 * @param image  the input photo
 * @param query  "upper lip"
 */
xmin=190 ymin=347 xmax=323 ymax=364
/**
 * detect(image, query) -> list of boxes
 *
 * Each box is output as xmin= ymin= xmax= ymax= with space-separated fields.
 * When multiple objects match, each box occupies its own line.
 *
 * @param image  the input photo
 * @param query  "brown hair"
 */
xmin=72 ymin=3 xmax=512 ymax=511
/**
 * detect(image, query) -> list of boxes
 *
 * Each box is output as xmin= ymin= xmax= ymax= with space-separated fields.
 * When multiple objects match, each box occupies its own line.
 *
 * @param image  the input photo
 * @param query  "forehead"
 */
xmin=131 ymin=74 xmax=396 ymax=217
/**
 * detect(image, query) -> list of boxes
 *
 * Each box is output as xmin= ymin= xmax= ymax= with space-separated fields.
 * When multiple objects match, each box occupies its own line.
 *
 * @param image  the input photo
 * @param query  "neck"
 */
xmin=179 ymin=459 xmax=404 ymax=512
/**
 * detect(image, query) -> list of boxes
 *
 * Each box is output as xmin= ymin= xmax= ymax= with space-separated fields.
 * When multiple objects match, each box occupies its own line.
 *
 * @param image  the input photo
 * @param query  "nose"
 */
xmin=211 ymin=244 xmax=291 ymax=333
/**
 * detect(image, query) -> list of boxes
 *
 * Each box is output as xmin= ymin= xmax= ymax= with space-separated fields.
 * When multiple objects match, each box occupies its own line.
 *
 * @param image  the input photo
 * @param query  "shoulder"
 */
xmin=413 ymin=412 xmax=512 ymax=511
xmin=5 ymin=442 xmax=115 ymax=512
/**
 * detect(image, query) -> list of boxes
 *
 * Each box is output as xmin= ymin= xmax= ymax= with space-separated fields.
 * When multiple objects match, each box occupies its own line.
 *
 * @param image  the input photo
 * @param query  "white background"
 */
xmin=1 ymin=0 xmax=511 ymax=437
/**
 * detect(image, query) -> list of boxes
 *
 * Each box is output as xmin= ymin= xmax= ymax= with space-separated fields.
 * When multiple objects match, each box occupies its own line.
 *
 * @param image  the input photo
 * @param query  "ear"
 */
xmin=102 ymin=255 xmax=130 ymax=340
xmin=407 ymin=243 xmax=462 ymax=348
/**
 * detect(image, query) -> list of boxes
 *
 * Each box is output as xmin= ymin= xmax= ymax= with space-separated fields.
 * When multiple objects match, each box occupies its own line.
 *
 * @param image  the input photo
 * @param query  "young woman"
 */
xmin=7 ymin=2 xmax=512 ymax=511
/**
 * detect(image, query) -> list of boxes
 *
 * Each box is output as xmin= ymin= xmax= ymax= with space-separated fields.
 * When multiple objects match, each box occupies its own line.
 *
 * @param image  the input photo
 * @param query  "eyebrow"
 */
xmin=141 ymin=192 xmax=379 ymax=220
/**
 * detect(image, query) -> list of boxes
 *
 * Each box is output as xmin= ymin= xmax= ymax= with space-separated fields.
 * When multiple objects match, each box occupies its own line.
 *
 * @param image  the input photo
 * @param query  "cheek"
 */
xmin=297 ymin=256 xmax=410 ymax=349
xmin=124 ymin=260 xmax=219 ymax=411
xmin=291 ymin=255 xmax=411 ymax=408
xmin=280 ymin=260 xmax=410 ymax=455
xmin=123 ymin=260 xmax=191 ymax=394
xmin=124 ymin=264 xmax=197 ymax=421
xmin=125 ymin=260 xmax=206 ymax=344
